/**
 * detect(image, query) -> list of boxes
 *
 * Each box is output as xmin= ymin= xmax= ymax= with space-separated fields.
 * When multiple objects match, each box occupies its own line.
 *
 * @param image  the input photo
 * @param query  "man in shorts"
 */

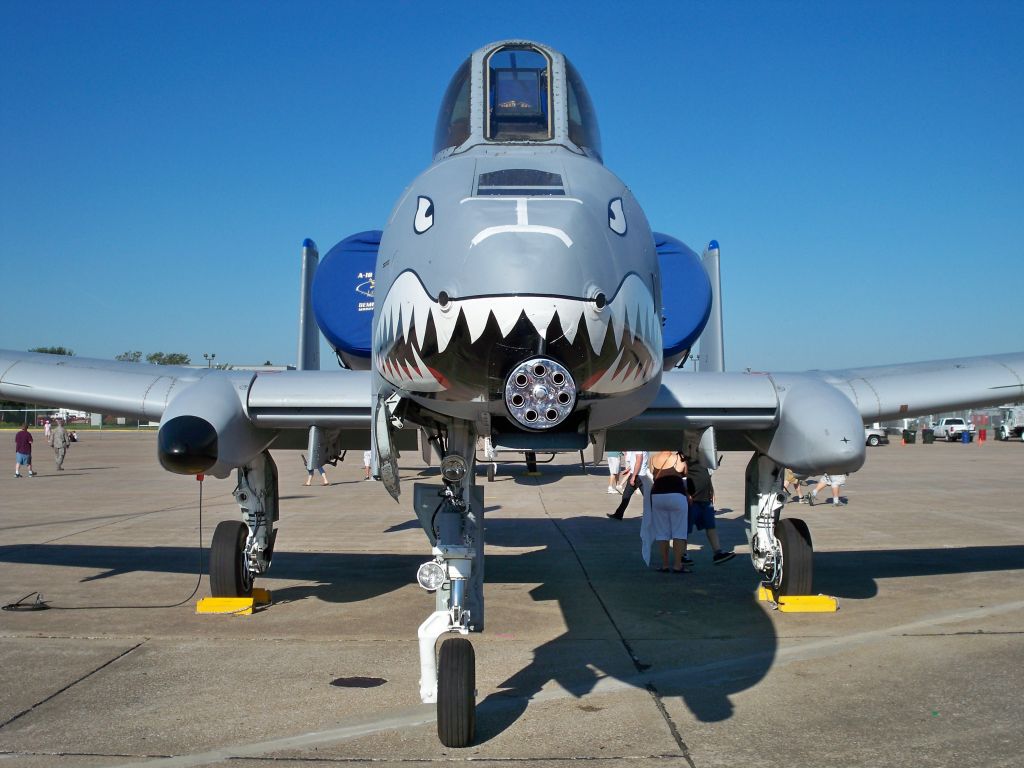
xmin=605 ymin=450 xmax=623 ymax=494
xmin=784 ymin=468 xmax=808 ymax=503
xmin=14 ymin=424 xmax=36 ymax=478
xmin=686 ymin=453 xmax=735 ymax=564
xmin=808 ymin=473 xmax=847 ymax=506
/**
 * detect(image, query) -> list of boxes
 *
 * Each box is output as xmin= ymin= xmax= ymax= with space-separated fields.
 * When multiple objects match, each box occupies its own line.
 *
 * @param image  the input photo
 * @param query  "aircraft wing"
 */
xmin=804 ymin=352 xmax=1024 ymax=423
xmin=1 ymin=349 xmax=207 ymax=420
xmin=608 ymin=351 xmax=1024 ymax=473
xmin=0 ymin=349 xmax=372 ymax=427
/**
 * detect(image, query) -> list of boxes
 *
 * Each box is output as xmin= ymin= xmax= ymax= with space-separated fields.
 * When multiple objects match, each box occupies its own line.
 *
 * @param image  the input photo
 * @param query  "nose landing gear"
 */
xmin=437 ymin=636 xmax=476 ymax=746
xmin=413 ymin=426 xmax=483 ymax=747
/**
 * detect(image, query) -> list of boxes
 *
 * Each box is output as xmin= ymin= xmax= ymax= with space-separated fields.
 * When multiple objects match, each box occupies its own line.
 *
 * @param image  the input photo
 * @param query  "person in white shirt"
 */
xmin=607 ymin=450 xmax=651 ymax=520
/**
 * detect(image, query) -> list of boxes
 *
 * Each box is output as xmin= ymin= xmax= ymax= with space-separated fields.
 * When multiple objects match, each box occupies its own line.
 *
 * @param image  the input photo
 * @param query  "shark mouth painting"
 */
xmin=373 ymin=270 xmax=663 ymax=402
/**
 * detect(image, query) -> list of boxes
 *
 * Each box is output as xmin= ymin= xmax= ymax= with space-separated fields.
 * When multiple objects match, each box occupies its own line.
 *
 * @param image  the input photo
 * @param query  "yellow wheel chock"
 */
xmin=196 ymin=587 xmax=272 ymax=616
xmin=757 ymin=585 xmax=838 ymax=613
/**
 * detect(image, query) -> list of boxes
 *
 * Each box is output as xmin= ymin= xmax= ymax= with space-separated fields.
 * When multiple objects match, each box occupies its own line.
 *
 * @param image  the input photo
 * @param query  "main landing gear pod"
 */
xmin=414 ymin=429 xmax=484 ymax=747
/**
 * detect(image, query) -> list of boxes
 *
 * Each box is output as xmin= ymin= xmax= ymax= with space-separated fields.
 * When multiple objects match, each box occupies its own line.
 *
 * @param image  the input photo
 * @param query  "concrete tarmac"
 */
xmin=0 ymin=430 xmax=1021 ymax=767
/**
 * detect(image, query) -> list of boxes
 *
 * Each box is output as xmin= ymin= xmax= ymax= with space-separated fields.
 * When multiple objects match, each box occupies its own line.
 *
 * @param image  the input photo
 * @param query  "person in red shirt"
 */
xmin=14 ymin=424 xmax=36 ymax=477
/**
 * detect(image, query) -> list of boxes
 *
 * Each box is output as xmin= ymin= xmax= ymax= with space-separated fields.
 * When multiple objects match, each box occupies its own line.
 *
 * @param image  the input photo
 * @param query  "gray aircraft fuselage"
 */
xmin=371 ymin=41 xmax=663 ymax=439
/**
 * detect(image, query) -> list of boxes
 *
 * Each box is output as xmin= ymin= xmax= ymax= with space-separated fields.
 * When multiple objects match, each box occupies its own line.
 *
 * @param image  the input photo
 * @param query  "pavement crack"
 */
xmin=200 ymin=756 xmax=688 ymax=763
xmin=901 ymin=630 xmax=1024 ymax=637
xmin=536 ymin=495 xmax=696 ymax=767
xmin=0 ymin=639 xmax=147 ymax=730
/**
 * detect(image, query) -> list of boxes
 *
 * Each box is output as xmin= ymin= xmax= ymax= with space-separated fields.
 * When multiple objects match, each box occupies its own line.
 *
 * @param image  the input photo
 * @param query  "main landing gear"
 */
xmin=745 ymin=453 xmax=814 ymax=596
xmin=413 ymin=423 xmax=484 ymax=747
xmin=208 ymin=451 xmax=279 ymax=598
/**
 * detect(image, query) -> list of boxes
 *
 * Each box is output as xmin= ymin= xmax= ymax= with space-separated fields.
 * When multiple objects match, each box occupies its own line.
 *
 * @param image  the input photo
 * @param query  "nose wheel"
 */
xmin=437 ymin=637 xmax=475 ymax=747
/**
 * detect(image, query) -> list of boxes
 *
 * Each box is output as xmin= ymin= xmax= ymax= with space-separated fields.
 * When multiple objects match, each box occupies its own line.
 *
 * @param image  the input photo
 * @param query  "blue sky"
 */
xmin=2 ymin=1 xmax=1021 ymax=372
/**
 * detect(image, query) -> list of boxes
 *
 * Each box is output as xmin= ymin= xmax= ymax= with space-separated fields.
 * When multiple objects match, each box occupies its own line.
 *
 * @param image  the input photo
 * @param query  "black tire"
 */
xmin=437 ymin=637 xmax=475 ymax=748
xmin=210 ymin=520 xmax=253 ymax=598
xmin=486 ymin=463 xmax=495 ymax=482
xmin=867 ymin=435 xmax=880 ymax=447
xmin=525 ymin=451 xmax=538 ymax=474
xmin=776 ymin=518 xmax=813 ymax=596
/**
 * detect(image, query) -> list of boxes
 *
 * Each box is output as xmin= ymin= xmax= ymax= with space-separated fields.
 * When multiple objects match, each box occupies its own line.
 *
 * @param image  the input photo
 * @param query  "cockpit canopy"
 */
xmin=487 ymin=47 xmax=551 ymax=142
xmin=433 ymin=41 xmax=602 ymax=162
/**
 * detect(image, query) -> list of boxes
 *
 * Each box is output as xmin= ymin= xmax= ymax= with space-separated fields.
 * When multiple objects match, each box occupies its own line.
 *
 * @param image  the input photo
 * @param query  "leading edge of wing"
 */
xmin=613 ymin=349 xmax=1024 ymax=440
xmin=0 ymin=349 xmax=206 ymax=421
xmin=246 ymin=369 xmax=372 ymax=428
xmin=806 ymin=351 xmax=1024 ymax=422
xmin=0 ymin=349 xmax=373 ymax=428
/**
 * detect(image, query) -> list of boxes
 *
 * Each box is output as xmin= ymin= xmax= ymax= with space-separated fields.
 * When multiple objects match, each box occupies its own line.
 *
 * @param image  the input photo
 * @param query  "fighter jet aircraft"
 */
xmin=2 ymin=39 xmax=1022 ymax=748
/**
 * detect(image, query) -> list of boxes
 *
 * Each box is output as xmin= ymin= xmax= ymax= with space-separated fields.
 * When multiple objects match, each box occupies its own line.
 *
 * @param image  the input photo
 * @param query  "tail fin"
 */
xmin=699 ymin=241 xmax=723 ymax=468
xmin=297 ymin=238 xmax=320 ymax=371
xmin=699 ymin=240 xmax=724 ymax=374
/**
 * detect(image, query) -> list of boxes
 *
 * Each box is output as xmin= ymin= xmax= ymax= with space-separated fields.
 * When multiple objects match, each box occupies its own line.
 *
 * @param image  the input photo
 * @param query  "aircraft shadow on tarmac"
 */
xmin=3 ymin=523 xmax=1022 ymax=740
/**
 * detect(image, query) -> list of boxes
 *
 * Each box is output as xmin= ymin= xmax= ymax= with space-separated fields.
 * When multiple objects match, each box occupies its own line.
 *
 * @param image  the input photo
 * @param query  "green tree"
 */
xmin=115 ymin=351 xmax=143 ymax=363
xmin=146 ymin=352 xmax=191 ymax=365
xmin=29 ymin=346 xmax=74 ymax=356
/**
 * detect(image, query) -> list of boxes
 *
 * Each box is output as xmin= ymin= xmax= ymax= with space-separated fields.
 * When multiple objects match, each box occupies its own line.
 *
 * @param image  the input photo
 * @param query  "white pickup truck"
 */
xmin=930 ymin=417 xmax=976 ymax=442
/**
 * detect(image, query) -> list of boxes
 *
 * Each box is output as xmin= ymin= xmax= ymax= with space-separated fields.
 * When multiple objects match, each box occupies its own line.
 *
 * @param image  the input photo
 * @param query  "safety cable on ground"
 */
xmin=3 ymin=476 xmax=207 ymax=612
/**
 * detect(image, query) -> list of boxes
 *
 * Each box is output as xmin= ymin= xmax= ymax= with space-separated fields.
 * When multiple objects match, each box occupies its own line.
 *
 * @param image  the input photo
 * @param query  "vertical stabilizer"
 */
xmin=699 ymin=241 xmax=723 ymax=468
xmin=699 ymin=240 xmax=724 ymax=373
xmin=297 ymin=238 xmax=320 ymax=371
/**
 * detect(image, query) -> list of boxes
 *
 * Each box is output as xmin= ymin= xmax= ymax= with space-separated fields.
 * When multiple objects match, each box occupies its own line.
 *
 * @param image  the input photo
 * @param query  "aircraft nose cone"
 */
xmin=158 ymin=415 xmax=218 ymax=474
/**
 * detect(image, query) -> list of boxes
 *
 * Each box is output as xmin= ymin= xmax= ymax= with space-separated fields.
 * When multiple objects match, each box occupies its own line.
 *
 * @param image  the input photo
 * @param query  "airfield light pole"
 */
xmin=203 ymin=353 xmax=216 ymax=368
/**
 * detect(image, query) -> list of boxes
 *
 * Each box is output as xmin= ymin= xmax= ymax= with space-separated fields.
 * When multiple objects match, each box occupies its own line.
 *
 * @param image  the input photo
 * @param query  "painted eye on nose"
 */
xmin=414 ymin=196 xmax=434 ymax=234
xmin=608 ymin=198 xmax=627 ymax=236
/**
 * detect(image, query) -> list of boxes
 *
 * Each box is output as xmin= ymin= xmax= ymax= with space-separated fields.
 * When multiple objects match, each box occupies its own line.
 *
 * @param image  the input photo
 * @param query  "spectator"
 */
xmin=605 ymin=450 xmax=623 ymax=494
xmin=686 ymin=452 xmax=735 ymax=564
xmin=51 ymin=419 xmax=71 ymax=470
xmin=784 ymin=468 xmax=807 ymax=503
xmin=645 ymin=451 xmax=690 ymax=572
xmin=304 ymin=464 xmax=329 ymax=486
xmin=607 ymin=450 xmax=650 ymax=520
xmin=363 ymin=450 xmax=375 ymax=481
xmin=14 ymin=424 xmax=36 ymax=477
xmin=808 ymin=473 xmax=847 ymax=506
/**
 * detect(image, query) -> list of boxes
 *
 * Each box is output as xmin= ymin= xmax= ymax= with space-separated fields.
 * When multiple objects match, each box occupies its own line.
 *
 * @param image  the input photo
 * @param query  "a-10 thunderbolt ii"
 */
xmin=2 ymin=39 xmax=1023 ymax=747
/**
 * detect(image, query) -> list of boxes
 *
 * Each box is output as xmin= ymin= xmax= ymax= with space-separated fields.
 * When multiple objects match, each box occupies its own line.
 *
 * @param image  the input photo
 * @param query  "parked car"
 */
xmin=864 ymin=426 xmax=889 ymax=447
xmin=930 ymin=417 xmax=976 ymax=442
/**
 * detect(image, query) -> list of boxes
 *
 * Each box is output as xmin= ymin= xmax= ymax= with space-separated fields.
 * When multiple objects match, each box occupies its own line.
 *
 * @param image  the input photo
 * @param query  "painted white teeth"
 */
xmin=495 ymin=306 xmax=523 ymax=339
xmin=375 ymin=272 xmax=661 ymax=388
xmin=432 ymin=305 xmax=459 ymax=354
xmin=464 ymin=301 xmax=491 ymax=343
xmin=524 ymin=302 xmax=557 ymax=340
